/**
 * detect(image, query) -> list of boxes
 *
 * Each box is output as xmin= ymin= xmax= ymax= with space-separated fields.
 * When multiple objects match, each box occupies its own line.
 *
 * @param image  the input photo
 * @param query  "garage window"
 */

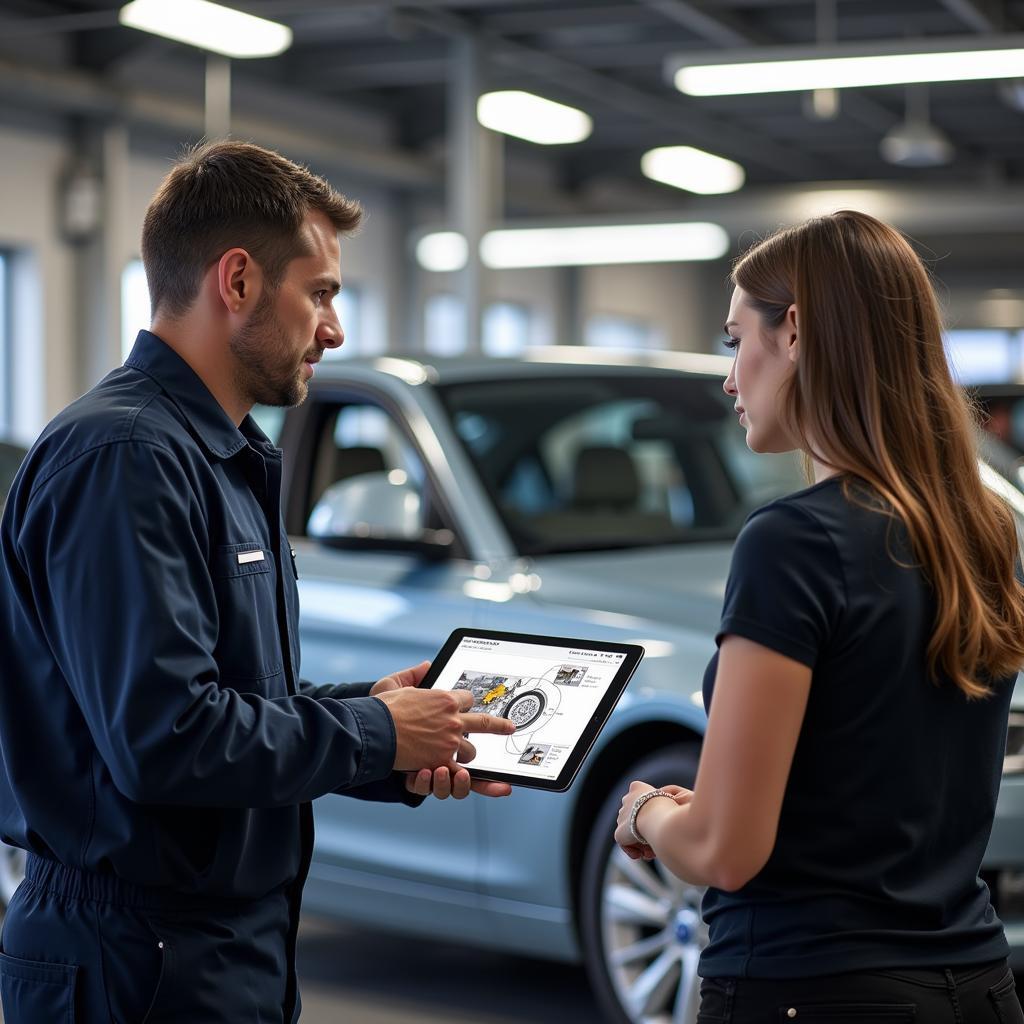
xmin=483 ymin=302 xmax=532 ymax=356
xmin=121 ymin=259 xmax=150 ymax=363
xmin=424 ymin=293 xmax=466 ymax=355
xmin=944 ymin=330 xmax=1022 ymax=385
xmin=585 ymin=313 xmax=666 ymax=351
xmin=322 ymin=286 xmax=366 ymax=359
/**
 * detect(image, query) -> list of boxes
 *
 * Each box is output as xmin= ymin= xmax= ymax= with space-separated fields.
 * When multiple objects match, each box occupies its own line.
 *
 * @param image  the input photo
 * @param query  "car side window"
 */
xmin=300 ymin=398 xmax=459 ymax=551
xmin=307 ymin=404 xmax=423 ymax=512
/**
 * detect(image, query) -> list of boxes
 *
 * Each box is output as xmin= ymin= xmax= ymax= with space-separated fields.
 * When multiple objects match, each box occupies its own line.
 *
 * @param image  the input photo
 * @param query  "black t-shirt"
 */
xmin=700 ymin=474 xmax=1014 ymax=978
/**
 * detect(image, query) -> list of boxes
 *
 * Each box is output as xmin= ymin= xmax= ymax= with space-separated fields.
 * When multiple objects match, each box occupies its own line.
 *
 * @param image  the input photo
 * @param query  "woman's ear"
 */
xmin=786 ymin=303 xmax=799 ymax=363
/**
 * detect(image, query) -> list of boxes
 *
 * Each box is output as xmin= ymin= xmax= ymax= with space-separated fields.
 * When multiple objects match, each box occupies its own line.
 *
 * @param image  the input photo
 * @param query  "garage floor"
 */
xmin=296 ymin=915 xmax=602 ymax=1023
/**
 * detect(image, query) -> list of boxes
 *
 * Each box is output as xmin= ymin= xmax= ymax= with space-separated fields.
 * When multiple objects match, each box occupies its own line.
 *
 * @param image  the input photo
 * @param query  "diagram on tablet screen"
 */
xmin=436 ymin=638 xmax=627 ymax=781
xmin=453 ymin=662 xmax=589 ymax=761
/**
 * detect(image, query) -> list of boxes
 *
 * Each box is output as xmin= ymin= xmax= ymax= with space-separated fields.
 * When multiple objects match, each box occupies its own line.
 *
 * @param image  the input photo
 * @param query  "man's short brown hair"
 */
xmin=141 ymin=141 xmax=363 ymax=319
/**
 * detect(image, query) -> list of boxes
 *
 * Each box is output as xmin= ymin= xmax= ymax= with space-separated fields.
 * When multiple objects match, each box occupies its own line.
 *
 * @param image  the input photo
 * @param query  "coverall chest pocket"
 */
xmin=211 ymin=541 xmax=282 ymax=684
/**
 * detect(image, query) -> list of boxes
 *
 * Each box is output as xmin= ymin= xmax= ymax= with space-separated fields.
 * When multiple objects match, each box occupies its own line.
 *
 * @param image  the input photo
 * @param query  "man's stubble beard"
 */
xmin=229 ymin=290 xmax=309 ymax=409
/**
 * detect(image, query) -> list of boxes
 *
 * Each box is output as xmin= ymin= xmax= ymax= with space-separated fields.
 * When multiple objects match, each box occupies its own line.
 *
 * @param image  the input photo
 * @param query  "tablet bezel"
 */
xmin=418 ymin=627 xmax=645 ymax=792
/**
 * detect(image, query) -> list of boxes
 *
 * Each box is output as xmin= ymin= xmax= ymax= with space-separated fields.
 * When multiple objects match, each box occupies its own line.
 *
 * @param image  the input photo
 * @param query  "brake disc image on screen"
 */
xmin=506 ymin=690 xmax=547 ymax=730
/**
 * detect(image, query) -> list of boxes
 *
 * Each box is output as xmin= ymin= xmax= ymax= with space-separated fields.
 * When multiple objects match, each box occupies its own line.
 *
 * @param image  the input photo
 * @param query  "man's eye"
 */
xmin=313 ymin=290 xmax=327 ymax=305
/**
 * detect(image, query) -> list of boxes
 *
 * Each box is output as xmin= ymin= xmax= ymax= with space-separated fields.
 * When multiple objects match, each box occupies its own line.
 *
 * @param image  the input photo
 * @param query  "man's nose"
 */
xmin=317 ymin=308 xmax=344 ymax=349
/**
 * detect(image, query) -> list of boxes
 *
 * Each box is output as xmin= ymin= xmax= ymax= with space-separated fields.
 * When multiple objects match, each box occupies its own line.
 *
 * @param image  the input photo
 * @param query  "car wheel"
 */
xmin=0 ymin=841 xmax=26 ymax=906
xmin=580 ymin=745 xmax=705 ymax=1024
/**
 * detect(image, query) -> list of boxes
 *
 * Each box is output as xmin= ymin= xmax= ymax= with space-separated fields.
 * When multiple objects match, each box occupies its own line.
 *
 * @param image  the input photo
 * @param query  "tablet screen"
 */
xmin=428 ymin=631 xmax=636 ymax=784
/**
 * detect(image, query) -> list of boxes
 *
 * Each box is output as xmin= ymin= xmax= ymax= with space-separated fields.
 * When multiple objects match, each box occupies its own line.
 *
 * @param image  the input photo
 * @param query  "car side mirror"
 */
xmin=307 ymin=472 xmax=454 ymax=560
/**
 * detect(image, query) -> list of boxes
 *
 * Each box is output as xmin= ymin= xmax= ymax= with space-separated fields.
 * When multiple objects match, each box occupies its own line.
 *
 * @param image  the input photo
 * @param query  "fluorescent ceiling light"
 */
xmin=480 ymin=223 xmax=729 ymax=268
xmin=670 ymin=34 xmax=1024 ymax=95
xmin=415 ymin=232 xmax=468 ymax=272
xmin=476 ymin=90 xmax=592 ymax=145
xmin=119 ymin=0 xmax=292 ymax=59
xmin=641 ymin=146 xmax=745 ymax=194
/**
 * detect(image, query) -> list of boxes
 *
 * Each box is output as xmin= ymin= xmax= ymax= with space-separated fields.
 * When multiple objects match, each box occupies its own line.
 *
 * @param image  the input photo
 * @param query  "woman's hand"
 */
xmin=614 ymin=782 xmax=693 ymax=861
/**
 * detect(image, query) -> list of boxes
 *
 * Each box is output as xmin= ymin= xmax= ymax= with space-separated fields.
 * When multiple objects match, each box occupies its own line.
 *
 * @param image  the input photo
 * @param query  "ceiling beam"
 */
xmin=937 ymin=0 xmax=1012 ymax=31
xmin=0 ymin=55 xmax=439 ymax=189
xmin=636 ymin=0 xmax=771 ymax=47
xmin=396 ymin=7 xmax=840 ymax=180
xmin=0 ymin=11 xmax=121 ymax=36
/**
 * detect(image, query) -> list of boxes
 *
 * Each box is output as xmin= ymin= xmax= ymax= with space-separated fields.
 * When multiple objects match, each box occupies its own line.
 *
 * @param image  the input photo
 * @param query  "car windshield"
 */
xmin=438 ymin=373 xmax=805 ymax=556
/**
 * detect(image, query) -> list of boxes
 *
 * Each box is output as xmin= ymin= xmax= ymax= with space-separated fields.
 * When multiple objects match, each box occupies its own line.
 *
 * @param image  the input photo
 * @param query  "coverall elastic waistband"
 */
xmin=24 ymin=854 xmax=269 ymax=913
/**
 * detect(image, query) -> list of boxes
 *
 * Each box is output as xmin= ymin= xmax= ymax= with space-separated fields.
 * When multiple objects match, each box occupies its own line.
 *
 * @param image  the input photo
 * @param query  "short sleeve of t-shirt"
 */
xmin=716 ymin=500 xmax=845 ymax=668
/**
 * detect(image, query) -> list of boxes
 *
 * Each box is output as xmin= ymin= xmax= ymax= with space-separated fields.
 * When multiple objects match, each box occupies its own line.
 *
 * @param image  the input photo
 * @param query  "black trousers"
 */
xmin=698 ymin=960 xmax=1024 ymax=1023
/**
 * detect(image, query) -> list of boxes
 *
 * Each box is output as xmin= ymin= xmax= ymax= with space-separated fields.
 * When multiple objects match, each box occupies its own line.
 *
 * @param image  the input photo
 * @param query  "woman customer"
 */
xmin=615 ymin=210 xmax=1024 ymax=1022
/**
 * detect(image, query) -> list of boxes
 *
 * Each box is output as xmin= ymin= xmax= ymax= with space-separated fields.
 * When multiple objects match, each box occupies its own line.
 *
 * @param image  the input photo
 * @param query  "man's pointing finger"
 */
xmin=460 ymin=713 xmax=517 ymax=735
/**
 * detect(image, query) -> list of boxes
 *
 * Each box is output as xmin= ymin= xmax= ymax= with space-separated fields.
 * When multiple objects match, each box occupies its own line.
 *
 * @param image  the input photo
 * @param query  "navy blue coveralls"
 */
xmin=0 ymin=331 xmax=417 ymax=1022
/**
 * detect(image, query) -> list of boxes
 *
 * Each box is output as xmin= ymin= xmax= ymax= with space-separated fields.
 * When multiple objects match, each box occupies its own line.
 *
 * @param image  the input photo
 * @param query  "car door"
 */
xmin=290 ymin=388 xmax=490 ymax=935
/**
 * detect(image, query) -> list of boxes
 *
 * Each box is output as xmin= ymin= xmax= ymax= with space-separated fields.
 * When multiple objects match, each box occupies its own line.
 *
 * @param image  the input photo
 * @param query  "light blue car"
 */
xmin=1 ymin=353 xmax=1020 ymax=1024
xmin=273 ymin=350 xmax=1024 ymax=1024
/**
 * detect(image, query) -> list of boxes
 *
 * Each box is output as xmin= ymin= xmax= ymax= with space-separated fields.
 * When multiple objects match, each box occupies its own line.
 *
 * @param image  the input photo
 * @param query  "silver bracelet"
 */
xmin=628 ymin=788 xmax=675 ymax=845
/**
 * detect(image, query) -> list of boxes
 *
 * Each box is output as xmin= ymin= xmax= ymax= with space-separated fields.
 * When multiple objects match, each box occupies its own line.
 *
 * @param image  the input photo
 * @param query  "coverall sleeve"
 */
xmin=295 ymin=686 xmax=427 ymax=804
xmin=17 ymin=440 xmax=398 ymax=808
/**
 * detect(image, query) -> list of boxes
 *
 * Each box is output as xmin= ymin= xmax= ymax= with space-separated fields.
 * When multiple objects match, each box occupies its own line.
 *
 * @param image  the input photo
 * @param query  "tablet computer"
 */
xmin=419 ymin=628 xmax=644 ymax=792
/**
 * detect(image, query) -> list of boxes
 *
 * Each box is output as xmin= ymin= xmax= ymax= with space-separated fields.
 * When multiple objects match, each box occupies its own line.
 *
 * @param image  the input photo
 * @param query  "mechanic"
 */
xmin=0 ymin=140 xmax=514 ymax=1023
xmin=615 ymin=211 xmax=1024 ymax=1022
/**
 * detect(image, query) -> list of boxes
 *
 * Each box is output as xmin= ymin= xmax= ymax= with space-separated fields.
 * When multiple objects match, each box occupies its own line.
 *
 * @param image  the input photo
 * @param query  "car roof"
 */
xmin=312 ymin=347 xmax=733 ymax=387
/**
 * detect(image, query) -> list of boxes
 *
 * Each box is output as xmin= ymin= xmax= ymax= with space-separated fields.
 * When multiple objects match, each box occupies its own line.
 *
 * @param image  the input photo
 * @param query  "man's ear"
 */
xmin=215 ymin=248 xmax=263 ymax=315
xmin=785 ymin=303 xmax=799 ymax=363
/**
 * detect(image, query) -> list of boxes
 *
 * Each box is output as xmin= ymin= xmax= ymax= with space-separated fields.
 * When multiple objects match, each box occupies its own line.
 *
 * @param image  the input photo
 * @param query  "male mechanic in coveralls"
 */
xmin=0 ymin=141 xmax=515 ymax=1022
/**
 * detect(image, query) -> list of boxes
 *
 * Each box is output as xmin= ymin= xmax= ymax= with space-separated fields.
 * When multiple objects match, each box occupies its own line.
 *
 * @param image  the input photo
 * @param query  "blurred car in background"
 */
xmin=970 ymin=384 xmax=1024 ymax=495
xmin=274 ymin=350 xmax=1024 ymax=1024
xmin=2 ymin=354 xmax=1022 ymax=1024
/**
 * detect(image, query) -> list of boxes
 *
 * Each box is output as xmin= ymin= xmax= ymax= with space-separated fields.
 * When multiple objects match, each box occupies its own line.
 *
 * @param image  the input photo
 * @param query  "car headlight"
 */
xmin=1006 ymin=711 xmax=1024 ymax=775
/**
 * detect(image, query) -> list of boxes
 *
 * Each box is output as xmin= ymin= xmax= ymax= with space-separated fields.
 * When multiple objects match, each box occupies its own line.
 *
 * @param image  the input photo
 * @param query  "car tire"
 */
xmin=0 ymin=841 xmax=26 ymax=907
xmin=580 ymin=745 xmax=705 ymax=1024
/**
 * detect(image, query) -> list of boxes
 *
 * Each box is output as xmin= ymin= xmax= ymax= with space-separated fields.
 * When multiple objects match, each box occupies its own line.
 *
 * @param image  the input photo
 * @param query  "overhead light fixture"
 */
xmin=879 ymin=120 xmax=954 ymax=166
xmin=880 ymin=84 xmax=954 ymax=167
xmin=641 ymin=146 xmax=745 ymax=194
xmin=415 ymin=232 xmax=468 ymax=272
xmin=669 ymin=34 xmax=1024 ymax=95
xmin=415 ymin=223 xmax=729 ymax=271
xmin=480 ymin=223 xmax=728 ymax=268
xmin=119 ymin=0 xmax=292 ymax=59
xmin=476 ymin=90 xmax=592 ymax=145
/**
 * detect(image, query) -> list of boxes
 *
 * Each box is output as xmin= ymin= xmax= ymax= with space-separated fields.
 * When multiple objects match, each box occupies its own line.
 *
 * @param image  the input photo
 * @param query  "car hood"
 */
xmin=529 ymin=542 xmax=732 ymax=634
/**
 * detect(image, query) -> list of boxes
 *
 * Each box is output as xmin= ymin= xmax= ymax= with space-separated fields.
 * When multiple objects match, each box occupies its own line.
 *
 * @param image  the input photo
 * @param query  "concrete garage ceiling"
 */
xmin=1 ymin=1 xmax=1023 ymax=236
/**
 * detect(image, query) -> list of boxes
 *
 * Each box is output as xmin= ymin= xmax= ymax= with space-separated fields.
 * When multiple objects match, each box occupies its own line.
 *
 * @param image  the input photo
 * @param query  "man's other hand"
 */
xmin=405 ymin=765 xmax=512 ymax=800
xmin=370 ymin=661 xmax=431 ymax=695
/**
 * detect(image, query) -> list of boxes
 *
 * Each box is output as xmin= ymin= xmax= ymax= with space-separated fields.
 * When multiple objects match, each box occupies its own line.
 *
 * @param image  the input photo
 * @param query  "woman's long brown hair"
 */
xmin=732 ymin=210 xmax=1024 ymax=698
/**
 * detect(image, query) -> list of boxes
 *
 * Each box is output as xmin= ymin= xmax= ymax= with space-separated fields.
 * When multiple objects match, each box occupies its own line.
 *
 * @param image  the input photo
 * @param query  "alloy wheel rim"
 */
xmin=600 ymin=845 xmax=708 ymax=1024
